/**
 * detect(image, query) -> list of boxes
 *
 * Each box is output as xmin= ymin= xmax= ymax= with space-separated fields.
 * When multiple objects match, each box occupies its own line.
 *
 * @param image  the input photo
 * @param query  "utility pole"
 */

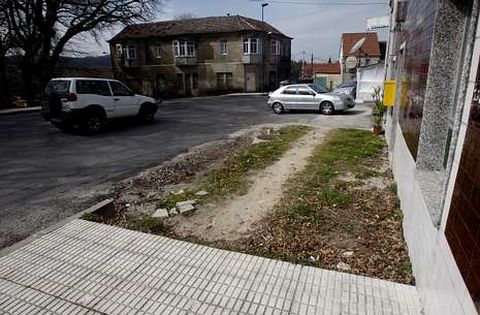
xmin=302 ymin=51 xmax=306 ymax=79
xmin=261 ymin=3 xmax=269 ymax=22
xmin=311 ymin=53 xmax=314 ymax=78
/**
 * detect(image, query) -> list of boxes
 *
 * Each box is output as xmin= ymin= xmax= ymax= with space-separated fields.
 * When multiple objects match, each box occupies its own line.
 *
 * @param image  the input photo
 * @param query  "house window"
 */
xmin=127 ymin=45 xmax=136 ymax=60
xmin=154 ymin=46 xmax=162 ymax=59
xmin=187 ymin=42 xmax=195 ymax=57
xmin=176 ymin=73 xmax=184 ymax=90
xmin=220 ymin=40 xmax=228 ymax=55
xmin=192 ymin=73 xmax=199 ymax=90
xmin=217 ymin=72 xmax=233 ymax=90
xmin=243 ymin=38 xmax=259 ymax=54
xmin=271 ymin=40 xmax=280 ymax=55
xmin=173 ymin=40 xmax=196 ymax=57
xmin=116 ymin=44 xmax=123 ymax=59
xmin=119 ymin=44 xmax=136 ymax=60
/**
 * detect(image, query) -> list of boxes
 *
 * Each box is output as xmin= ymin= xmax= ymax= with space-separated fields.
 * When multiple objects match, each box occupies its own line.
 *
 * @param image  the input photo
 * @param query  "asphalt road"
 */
xmin=0 ymin=95 xmax=372 ymax=248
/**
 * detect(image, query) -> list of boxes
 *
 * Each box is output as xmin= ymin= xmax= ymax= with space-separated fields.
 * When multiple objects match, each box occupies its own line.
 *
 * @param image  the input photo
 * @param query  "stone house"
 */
xmin=384 ymin=0 xmax=480 ymax=314
xmin=340 ymin=32 xmax=381 ymax=82
xmin=109 ymin=15 xmax=292 ymax=98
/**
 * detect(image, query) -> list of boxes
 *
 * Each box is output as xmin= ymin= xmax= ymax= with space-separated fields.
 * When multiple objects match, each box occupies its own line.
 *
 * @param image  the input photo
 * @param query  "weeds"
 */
xmin=156 ymin=125 xmax=311 ymax=208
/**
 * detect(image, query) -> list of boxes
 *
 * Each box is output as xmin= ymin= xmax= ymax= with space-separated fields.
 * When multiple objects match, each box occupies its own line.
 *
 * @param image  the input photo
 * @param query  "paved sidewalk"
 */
xmin=0 ymin=220 xmax=420 ymax=314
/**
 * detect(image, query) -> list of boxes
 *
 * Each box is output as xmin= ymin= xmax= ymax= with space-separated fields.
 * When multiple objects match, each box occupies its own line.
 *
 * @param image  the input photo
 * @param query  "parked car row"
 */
xmin=40 ymin=77 xmax=357 ymax=135
xmin=267 ymin=83 xmax=355 ymax=115
xmin=41 ymin=77 xmax=159 ymax=134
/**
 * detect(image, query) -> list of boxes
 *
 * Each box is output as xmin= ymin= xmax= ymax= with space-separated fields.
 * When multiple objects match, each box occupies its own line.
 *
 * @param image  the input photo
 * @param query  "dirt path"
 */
xmin=172 ymin=127 xmax=330 ymax=241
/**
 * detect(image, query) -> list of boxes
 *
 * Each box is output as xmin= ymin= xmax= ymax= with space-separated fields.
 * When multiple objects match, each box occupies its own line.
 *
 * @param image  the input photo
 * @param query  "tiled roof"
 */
xmin=341 ymin=32 xmax=381 ymax=57
xmin=111 ymin=15 xmax=291 ymax=41
xmin=303 ymin=62 xmax=341 ymax=76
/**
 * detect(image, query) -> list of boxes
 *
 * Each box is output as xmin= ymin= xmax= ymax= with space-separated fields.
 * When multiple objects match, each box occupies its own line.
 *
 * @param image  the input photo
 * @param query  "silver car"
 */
xmin=267 ymin=84 xmax=355 ymax=115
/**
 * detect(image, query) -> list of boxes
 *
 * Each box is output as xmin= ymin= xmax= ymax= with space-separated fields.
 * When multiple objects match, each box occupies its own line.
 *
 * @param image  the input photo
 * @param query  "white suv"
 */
xmin=41 ymin=77 xmax=159 ymax=134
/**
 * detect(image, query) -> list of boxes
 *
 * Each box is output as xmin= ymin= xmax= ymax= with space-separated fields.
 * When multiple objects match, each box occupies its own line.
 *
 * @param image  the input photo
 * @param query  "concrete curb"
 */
xmin=0 ymin=198 xmax=113 ymax=257
xmin=0 ymin=107 xmax=41 ymax=116
xmin=225 ymin=92 xmax=268 ymax=96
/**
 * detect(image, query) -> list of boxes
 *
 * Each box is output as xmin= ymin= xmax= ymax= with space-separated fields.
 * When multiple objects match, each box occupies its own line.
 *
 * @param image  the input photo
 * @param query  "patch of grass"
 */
xmin=156 ymin=189 xmax=197 ymax=209
xmin=282 ymin=129 xmax=383 ymax=221
xmin=80 ymin=212 xmax=102 ymax=222
xmin=284 ymin=203 xmax=322 ymax=221
xmin=124 ymin=217 xmax=170 ymax=234
xmin=202 ymin=125 xmax=310 ymax=197
xmin=356 ymin=168 xmax=382 ymax=179
xmin=400 ymin=259 xmax=413 ymax=274
xmin=230 ymin=128 xmax=414 ymax=285
xmin=156 ymin=125 xmax=311 ymax=208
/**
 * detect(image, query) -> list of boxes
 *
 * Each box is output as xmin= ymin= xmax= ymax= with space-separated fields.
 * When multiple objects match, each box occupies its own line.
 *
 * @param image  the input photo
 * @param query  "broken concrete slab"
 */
xmin=152 ymin=208 xmax=169 ymax=218
xmin=177 ymin=204 xmax=195 ymax=214
xmin=169 ymin=207 xmax=178 ymax=216
xmin=176 ymin=200 xmax=197 ymax=207
xmin=252 ymin=135 xmax=269 ymax=144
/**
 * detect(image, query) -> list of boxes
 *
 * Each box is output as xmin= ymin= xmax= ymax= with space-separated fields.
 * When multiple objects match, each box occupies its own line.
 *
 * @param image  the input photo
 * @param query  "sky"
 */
xmin=73 ymin=0 xmax=389 ymax=62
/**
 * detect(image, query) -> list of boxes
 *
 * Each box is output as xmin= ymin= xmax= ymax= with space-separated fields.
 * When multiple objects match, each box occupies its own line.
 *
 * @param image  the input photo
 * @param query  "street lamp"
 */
xmin=261 ymin=3 xmax=269 ymax=22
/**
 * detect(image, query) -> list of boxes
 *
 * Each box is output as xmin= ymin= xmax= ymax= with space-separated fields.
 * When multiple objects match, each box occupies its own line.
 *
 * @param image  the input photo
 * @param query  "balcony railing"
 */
xmin=174 ymin=56 xmax=198 ymax=65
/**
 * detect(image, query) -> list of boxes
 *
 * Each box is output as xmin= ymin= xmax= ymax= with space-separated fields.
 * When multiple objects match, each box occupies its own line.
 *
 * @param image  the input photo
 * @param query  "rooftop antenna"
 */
xmin=350 ymin=37 xmax=366 ymax=55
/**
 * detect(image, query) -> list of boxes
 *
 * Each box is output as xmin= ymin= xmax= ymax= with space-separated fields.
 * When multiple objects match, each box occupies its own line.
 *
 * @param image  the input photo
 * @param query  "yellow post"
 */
xmin=383 ymin=80 xmax=396 ymax=107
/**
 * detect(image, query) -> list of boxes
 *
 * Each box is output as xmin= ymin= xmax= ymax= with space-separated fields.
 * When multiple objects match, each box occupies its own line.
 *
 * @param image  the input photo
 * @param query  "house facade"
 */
xmin=384 ymin=0 xmax=480 ymax=314
xmin=340 ymin=32 xmax=381 ymax=82
xmin=301 ymin=61 xmax=342 ymax=91
xmin=109 ymin=15 xmax=292 ymax=98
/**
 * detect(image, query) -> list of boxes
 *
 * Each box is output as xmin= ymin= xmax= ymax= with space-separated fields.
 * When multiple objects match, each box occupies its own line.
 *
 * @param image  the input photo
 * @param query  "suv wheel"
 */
xmin=82 ymin=111 xmax=105 ymax=135
xmin=139 ymin=104 xmax=156 ymax=123
xmin=320 ymin=102 xmax=334 ymax=115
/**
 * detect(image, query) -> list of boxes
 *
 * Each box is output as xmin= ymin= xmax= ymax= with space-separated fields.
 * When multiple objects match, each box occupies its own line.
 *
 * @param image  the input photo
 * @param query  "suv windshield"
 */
xmin=307 ymin=84 xmax=327 ymax=94
xmin=45 ymin=80 xmax=70 ymax=96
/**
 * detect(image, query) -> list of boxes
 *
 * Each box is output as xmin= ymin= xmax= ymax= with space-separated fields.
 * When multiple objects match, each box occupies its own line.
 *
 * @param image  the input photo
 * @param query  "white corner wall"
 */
xmin=388 ymin=121 xmax=478 ymax=315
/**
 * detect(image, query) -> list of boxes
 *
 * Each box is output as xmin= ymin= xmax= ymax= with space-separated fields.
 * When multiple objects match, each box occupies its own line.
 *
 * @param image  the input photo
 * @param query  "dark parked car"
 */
xmin=334 ymin=81 xmax=357 ymax=99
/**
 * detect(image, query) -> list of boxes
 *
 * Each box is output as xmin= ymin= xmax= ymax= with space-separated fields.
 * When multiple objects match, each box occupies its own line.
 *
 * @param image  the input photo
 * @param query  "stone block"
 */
xmin=177 ymin=204 xmax=195 ymax=214
xmin=175 ymin=200 xmax=197 ymax=207
xmin=152 ymin=208 xmax=169 ymax=218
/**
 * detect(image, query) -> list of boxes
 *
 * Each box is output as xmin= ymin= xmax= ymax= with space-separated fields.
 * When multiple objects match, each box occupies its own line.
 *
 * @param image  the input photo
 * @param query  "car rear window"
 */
xmin=45 ymin=80 xmax=70 ymax=96
xmin=76 ymin=80 xmax=111 ymax=96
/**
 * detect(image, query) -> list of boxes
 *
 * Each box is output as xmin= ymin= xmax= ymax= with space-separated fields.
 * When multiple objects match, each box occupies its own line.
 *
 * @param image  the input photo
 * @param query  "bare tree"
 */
xmin=0 ymin=2 xmax=12 ymax=107
xmin=2 ymin=0 xmax=164 ymax=101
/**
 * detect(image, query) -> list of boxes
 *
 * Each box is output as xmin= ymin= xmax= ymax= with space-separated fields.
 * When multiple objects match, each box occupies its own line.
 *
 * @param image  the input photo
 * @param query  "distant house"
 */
xmin=340 ymin=32 xmax=381 ymax=82
xmin=302 ymin=61 xmax=341 ymax=91
xmin=109 ymin=15 xmax=292 ymax=97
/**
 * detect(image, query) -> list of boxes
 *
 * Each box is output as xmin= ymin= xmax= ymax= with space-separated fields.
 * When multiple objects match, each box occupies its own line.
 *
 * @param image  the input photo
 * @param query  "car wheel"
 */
xmin=82 ymin=111 xmax=105 ymax=135
xmin=320 ymin=102 xmax=334 ymax=115
xmin=272 ymin=102 xmax=284 ymax=114
xmin=139 ymin=103 xmax=156 ymax=123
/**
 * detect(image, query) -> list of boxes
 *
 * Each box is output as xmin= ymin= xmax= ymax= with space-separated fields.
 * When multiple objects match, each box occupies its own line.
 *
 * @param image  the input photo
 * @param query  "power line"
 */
xmin=249 ymin=0 xmax=387 ymax=6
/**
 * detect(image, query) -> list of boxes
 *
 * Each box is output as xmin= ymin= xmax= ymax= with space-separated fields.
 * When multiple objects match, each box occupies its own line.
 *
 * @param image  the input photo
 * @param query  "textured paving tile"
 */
xmin=0 ymin=220 xmax=421 ymax=314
